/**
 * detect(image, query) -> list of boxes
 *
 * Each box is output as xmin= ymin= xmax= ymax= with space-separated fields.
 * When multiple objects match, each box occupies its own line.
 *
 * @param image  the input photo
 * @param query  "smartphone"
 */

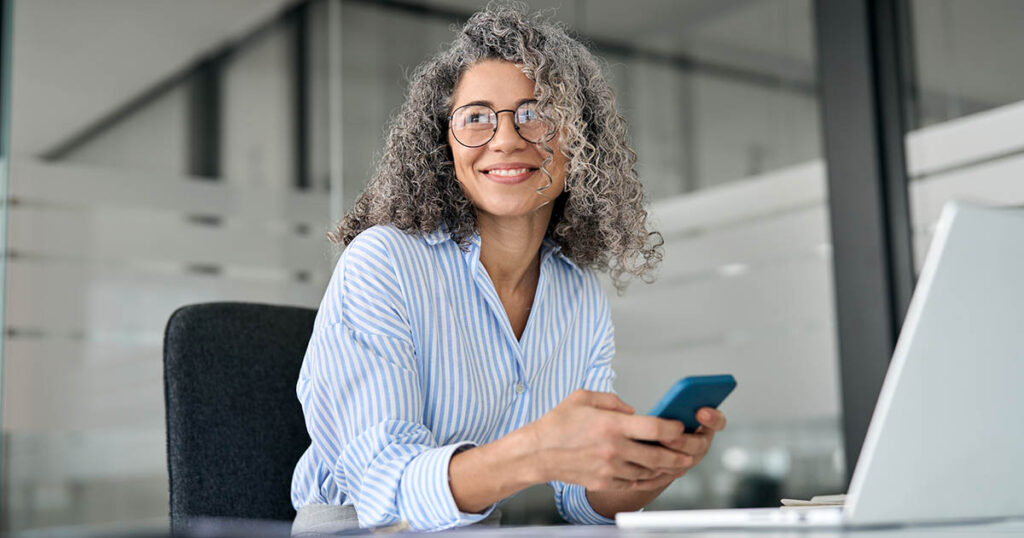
xmin=648 ymin=374 xmax=737 ymax=433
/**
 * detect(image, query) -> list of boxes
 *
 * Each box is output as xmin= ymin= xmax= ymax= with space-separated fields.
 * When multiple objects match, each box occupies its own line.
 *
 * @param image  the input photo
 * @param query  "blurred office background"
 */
xmin=1 ymin=0 xmax=1023 ymax=534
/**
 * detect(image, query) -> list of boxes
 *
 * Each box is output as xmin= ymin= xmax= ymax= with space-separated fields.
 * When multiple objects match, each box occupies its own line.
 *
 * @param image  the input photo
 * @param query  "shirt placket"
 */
xmin=463 ymin=241 xmax=551 ymax=437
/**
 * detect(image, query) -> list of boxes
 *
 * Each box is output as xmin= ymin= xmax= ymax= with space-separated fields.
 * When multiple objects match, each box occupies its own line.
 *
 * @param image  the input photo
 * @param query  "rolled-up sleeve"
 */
xmin=297 ymin=231 xmax=495 ymax=530
xmin=550 ymin=284 xmax=617 ymax=525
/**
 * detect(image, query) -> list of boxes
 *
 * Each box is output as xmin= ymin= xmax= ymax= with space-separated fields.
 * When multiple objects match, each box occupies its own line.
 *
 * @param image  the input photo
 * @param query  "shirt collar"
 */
xmin=422 ymin=226 xmax=452 ymax=246
xmin=541 ymin=236 xmax=583 ymax=275
xmin=421 ymin=223 xmax=480 ymax=248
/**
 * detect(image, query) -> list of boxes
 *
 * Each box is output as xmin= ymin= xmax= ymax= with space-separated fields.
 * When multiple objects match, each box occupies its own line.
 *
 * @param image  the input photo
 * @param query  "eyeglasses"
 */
xmin=448 ymin=100 xmax=551 ymax=148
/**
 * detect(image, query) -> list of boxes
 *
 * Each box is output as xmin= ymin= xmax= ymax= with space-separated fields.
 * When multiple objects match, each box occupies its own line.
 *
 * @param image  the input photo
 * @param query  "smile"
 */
xmin=481 ymin=165 xmax=539 ymax=185
xmin=487 ymin=168 xmax=532 ymax=177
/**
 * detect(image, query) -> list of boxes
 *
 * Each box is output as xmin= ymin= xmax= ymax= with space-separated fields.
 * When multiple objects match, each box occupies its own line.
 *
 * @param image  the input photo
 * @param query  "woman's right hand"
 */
xmin=521 ymin=389 xmax=696 ymax=491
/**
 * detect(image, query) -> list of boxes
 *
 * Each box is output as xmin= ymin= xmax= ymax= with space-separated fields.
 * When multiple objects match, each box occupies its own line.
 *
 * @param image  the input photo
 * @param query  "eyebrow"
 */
xmin=454 ymin=98 xmax=537 ymax=110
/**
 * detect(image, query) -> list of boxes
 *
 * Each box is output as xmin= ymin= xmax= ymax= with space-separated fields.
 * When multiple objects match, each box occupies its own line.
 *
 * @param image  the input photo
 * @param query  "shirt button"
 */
xmin=514 ymin=382 xmax=525 ymax=394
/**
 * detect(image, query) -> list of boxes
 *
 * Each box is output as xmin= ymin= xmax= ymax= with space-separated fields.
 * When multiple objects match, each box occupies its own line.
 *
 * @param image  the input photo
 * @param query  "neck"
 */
xmin=476 ymin=208 xmax=552 ymax=294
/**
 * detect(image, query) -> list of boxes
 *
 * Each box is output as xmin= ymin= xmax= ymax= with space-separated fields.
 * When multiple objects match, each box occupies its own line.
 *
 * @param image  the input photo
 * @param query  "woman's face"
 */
xmin=448 ymin=59 xmax=566 ymax=220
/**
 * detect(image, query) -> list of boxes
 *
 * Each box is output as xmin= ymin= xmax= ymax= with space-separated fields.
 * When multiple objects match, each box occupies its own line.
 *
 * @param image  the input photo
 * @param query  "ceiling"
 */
xmin=9 ymin=0 xmax=297 ymax=158
xmin=414 ymin=0 xmax=817 ymax=81
xmin=8 ymin=0 xmax=1023 ymax=159
xmin=403 ymin=0 xmax=1024 ymax=123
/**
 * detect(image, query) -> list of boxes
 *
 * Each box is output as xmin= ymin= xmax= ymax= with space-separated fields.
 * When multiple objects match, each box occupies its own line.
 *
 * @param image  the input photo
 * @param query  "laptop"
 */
xmin=617 ymin=201 xmax=1024 ymax=530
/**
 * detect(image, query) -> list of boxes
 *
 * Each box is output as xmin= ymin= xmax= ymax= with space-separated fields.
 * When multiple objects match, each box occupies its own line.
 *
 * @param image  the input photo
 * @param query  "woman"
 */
xmin=290 ymin=5 xmax=727 ymax=533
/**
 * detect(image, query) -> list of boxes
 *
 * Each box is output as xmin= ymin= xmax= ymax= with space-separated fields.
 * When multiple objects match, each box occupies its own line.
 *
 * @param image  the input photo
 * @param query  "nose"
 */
xmin=488 ymin=110 xmax=527 ymax=152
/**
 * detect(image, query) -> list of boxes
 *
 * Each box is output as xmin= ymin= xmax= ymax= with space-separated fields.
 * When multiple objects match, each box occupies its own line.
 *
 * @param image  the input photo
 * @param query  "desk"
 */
xmin=432 ymin=520 xmax=1024 ymax=537
xmin=177 ymin=517 xmax=1024 ymax=538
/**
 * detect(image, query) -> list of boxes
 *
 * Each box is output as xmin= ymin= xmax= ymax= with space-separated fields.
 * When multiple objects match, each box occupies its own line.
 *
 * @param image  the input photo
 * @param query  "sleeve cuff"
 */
xmin=399 ymin=441 xmax=497 ymax=530
xmin=555 ymin=483 xmax=616 ymax=525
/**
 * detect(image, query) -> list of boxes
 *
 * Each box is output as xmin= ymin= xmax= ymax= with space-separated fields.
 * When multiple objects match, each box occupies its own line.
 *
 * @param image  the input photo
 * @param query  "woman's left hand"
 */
xmin=659 ymin=407 xmax=728 ymax=472
xmin=583 ymin=406 xmax=729 ymax=518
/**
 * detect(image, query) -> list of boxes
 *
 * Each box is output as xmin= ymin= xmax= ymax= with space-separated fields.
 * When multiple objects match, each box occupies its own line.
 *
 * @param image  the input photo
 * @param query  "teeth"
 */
xmin=488 ymin=168 xmax=531 ymax=177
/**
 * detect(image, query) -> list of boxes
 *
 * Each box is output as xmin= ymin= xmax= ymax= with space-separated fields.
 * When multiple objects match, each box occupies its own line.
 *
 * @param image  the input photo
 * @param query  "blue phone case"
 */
xmin=648 ymin=375 xmax=737 ymax=433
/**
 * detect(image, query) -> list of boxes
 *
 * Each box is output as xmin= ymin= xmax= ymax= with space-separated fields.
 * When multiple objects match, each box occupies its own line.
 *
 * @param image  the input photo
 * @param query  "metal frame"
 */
xmin=814 ymin=0 xmax=916 ymax=483
xmin=327 ymin=0 xmax=344 ymax=224
xmin=0 ymin=0 xmax=11 ymax=529
xmin=187 ymin=54 xmax=224 ymax=179
xmin=292 ymin=2 xmax=310 ymax=190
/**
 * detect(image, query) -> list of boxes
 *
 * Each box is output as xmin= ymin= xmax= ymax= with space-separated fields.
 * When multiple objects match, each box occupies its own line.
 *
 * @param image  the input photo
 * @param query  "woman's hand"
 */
xmin=448 ymin=389 xmax=728 ymax=515
xmin=658 ymin=406 xmax=727 ymax=477
xmin=522 ymin=389 xmax=725 ymax=491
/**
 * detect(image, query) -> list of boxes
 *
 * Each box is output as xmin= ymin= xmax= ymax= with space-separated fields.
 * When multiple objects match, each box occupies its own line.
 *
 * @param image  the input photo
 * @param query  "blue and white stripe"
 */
xmin=291 ymin=224 xmax=618 ymax=530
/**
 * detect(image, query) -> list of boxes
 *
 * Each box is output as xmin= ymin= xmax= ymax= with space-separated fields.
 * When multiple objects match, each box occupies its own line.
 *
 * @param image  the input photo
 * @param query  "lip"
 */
xmin=479 ymin=162 xmax=540 ymax=185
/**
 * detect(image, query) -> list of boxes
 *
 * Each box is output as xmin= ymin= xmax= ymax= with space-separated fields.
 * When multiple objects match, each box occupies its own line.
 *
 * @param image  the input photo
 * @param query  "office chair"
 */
xmin=163 ymin=302 xmax=315 ymax=533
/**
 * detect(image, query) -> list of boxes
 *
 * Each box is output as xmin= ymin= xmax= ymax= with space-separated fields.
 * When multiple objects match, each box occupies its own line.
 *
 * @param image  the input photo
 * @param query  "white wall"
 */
xmin=612 ymin=161 xmax=839 ymax=423
xmin=10 ymin=0 xmax=296 ymax=159
xmin=339 ymin=1 xmax=457 ymax=209
xmin=906 ymin=100 xmax=1024 ymax=265
xmin=222 ymin=22 xmax=298 ymax=188
xmin=61 ymin=85 xmax=189 ymax=176
xmin=3 ymin=3 xmax=328 ymax=532
xmin=1 ymin=160 xmax=333 ymax=532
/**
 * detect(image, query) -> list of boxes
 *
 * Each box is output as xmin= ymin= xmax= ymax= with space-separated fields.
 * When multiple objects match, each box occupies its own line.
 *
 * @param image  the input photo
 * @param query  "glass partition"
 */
xmin=0 ymin=0 xmax=11 ymax=525
xmin=2 ymin=1 xmax=330 ymax=534
xmin=905 ymin=0 xmax=1024 ymax=269
xmin=908 ymin=0 xmax=1024 ymax=130
xmin=2 ymin=0 xmax=846 ymax=533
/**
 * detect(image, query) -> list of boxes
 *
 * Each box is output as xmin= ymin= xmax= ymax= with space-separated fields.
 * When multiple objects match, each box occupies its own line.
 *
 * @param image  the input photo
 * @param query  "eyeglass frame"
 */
xmin=447 ymin=99 xmax=554 ymax=148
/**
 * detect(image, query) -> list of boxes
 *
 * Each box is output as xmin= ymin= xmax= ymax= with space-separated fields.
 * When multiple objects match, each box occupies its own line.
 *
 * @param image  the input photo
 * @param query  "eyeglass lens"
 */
xmin=450 ymin=102 xmax=547 ymax=147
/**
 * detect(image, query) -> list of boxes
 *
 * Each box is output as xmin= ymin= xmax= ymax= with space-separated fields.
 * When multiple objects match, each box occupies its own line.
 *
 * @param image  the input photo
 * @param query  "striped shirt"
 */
xmin=290 ymin=224 xmax=618 ymax=531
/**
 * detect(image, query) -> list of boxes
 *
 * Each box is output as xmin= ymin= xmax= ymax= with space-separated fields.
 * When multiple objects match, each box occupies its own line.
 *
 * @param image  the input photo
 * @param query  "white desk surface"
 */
xmin=429 ymin=519 xmax=1024 ymax=537
xmin=179 ymin=516 xmax=1024 ymax=537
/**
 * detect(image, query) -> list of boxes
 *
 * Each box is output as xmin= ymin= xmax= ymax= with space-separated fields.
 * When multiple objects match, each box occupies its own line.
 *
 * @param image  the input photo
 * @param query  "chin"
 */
xmin=461 ymin=176 xmax=562 ymax=218
xmin=476 ymin=200 xmax=542 ymax=218
xmin=472 ymin=192 xmax=550 ymax=218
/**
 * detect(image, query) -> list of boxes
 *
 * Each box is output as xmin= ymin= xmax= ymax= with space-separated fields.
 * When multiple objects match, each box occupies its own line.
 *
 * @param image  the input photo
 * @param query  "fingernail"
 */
xmin=700 ymin=409 xmax=712 ymax=421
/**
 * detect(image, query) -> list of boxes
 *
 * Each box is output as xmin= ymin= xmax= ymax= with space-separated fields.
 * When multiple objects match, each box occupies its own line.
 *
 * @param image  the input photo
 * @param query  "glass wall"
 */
xmin=2 ymin=1 xmax=330 ymax=534
xmin=0 ymin=0 xmax=10 ymax=527
xmin=3 ymin=0 xmax=846 ymax=533
xmin=908 ymin=0 xmax=1024 ymax=130
xmin=904 ymin=0 xmax=1024 ymax=269
xmin=595 ymin=1 xmax=842 ymax=511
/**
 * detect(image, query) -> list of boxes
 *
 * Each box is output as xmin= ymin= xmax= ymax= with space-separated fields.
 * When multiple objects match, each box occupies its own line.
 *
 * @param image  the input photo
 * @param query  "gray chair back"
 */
xmin=163 ymin=302 xmax=315 ymax=533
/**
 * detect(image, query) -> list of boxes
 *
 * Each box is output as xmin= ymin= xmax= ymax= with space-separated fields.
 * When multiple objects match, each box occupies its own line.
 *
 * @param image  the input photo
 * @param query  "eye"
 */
xmin=516 ymin=106 xmax=539 ymax=123
xmin=453 ymin=105 xmax=496 ymax=130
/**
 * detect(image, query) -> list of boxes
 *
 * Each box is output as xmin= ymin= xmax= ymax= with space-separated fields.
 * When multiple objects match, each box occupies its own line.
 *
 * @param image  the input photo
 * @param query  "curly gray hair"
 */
xmin=332 ymin=2 xmax=662 ymax=291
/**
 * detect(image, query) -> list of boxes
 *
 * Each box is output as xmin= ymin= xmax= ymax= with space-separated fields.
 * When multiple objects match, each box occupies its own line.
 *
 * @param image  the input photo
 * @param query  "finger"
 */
xmin=597 ymin=467 xmax=684 ymax=492
xmin=577 ymin=390 xmax=635 ymax=414
xmin=619 ymin=439 xmax=693 ymax=473
xmin=662 ymin=433 xmax=710 ymax=457
xmin=604 ymin=477 xmax=639 ymax=491
xmin=694 ymin=425 xmax=716 ymax=441
xmin=697 ymin=407 xmax=727 ymax=431
xmin=593 ymin=459 xmax=664 ymax=484
xmin=618 ymin=415 xmax=685 ymax=443
xmin=616 ymin=461 xmax=663 ymax=481
xmin=628 ymin=471 xmax=681 ymax=491
xmin=602 ymin=472 xmax=672 ymax=492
